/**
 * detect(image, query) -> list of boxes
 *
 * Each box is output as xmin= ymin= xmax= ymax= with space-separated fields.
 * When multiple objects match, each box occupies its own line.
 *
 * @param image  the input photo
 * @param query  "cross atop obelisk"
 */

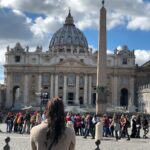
xmin=96 ymin=0 xmax=107 ymax=115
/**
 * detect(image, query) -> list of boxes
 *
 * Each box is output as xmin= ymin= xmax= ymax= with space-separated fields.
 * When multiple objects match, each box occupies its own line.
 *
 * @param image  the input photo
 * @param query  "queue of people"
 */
xmin=1 ymin=109 xmax=150 ymax=141
xmin=65 ymin=113 xmax=149 ymax=141
xmin=4 ymin=111 xmax=46 ymax=134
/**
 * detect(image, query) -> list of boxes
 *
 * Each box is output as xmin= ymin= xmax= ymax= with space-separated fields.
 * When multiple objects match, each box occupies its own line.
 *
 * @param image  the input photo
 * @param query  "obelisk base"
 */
xmin=96 ymin=102 xmax=106 ymax=116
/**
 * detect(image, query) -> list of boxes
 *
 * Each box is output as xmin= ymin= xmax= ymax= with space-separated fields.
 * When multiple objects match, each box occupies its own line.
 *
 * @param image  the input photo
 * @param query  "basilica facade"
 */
xmin=3 ymin=7 xmax=150 ymax=112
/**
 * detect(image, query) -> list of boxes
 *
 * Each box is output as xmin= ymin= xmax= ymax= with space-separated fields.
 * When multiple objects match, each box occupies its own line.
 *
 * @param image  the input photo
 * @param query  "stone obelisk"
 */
xmin=96 ymin=0 xmax=107 ymax=115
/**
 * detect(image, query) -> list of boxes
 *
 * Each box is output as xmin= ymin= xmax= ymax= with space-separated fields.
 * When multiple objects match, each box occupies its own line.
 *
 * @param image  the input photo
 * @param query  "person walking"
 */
xmin=30 ymin=97 xmax=75 ymax=150
xmin=142 ymin=116 xmax=149 ymax=138
xmin=113 ymin=115 xmax=121 ymax=141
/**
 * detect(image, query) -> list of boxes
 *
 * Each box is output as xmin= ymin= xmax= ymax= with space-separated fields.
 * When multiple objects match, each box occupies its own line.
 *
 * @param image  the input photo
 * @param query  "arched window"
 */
xmin=59 ymin=73 xmax=64 ymax=86
xmin=79 ymin=75 xmax=84 ymax=87
xmin=67 ymin=73 xmax=75 ymax=86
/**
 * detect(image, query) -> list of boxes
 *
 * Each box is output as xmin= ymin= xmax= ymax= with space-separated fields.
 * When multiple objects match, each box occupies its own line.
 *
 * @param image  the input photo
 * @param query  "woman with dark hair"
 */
xmin=30 ymin=97 xmax=75 ymax=150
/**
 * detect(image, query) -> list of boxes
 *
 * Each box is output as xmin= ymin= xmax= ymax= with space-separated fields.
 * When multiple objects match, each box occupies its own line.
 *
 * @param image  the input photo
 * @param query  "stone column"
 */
xmin=50 ymin=74 xmax=54 ymax=98
xmin=84 ymin=75 xmax=88 ymax=105
xmin=55 ymin=74 xmax=58 ymax=96
xmin=129 ymin=77 xmax=134 ymax=106
xmin=37 ymin=74 xmax=42 ymax=105
xmin=112 ymin=76 xmax=118 ymax=106
xmin=88 ymin=75 xmax=92 ymax=105
xmin=63 ymin=74 xmax=67 ymax=105
xmin=6 ymin=73 xmax=12 ymax=108
xmin=24 ymin=74 xmax=29 ymax=106
xmin=75 ymin=74 xmax=79 ymax=105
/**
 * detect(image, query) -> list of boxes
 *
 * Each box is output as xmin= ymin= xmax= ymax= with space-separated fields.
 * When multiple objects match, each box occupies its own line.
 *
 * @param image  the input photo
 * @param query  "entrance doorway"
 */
xmin=67 ymin=92 xmax=74 ymax=105
xmin=79 ymin=97 xmax=83 ymax=105
xmin=120 ymin=88 xmax=128 ymax=107
xmin=92 ymin=93 xmax=96 ymax=105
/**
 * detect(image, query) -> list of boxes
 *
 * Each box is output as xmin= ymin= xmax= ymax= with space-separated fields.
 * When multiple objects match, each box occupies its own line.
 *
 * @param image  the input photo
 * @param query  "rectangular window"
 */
xmin=80 ymin=59 xmax=84 ymax=63
xmin=122 ymin=58 xmax=127 ymax=64
xmin=15 ymin=56 xmax=21 ymax=62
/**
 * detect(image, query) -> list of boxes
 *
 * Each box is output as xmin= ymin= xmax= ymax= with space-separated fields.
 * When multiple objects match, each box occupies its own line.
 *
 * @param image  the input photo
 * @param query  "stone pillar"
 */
xmin=129 ymin=77 xmax=134 ymax=106
xmin=55 ymin=74 xmax=58 ymax=96
xmin=84 ymin=75 xmax=88 ymax=105
xmin=24 ymin=74 xmax=29 ymax=106
xmin=38 ymin=74 xmax=42 ymax=105
xmin=112 ymin=76 xmax=118 ymax=106
xmin=50 ymin=74 xmax=54 ymax=98
xmin=88 ymin=75 xmax=92 ymax=105
xmin=6 ymin=74 xmax=12 ymax=108
xmin=63 ymin=74 xmax=67 ymax=105
xmin=75 ymin=74 xmax=79 ymax=105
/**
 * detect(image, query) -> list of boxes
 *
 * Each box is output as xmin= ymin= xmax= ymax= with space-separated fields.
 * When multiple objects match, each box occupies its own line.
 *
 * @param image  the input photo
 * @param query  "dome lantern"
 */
xmin=65 ymin=9 xmax=74 ymax=25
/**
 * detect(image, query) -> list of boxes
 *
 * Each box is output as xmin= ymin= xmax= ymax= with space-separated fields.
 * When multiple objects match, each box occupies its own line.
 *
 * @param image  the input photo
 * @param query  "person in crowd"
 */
xmin=120 ymin=114 xmax=126 ymax=138
xmin=83 ymin=114 xmax=90 ymax=138
xmin=102 ymin=114 xmax=109 ymax=137
xmin=22 ymin=111 xmax=31 ymax=134
xmin=13 ymin=113 xmax=19 ymax=133
xmin=123 ymin=115 xmax=130 ymax=140
xmin=30 ymin=97 xmax=75 ymax=150
xmin=30 ymin=112 xmax=37 ymax=128
xmin=84 ymin=114 xmax=95 ymax=139
xmin=17 ymin=112 xmax=24 ymax=134
xmin=130 ymin=115 xmax=137 ymax=138
xmin=135 ymin=114 xmax=141 ymax=138
xmin=142 ymin=116 xmax=149 ymax=138
xmin=42 ymin=110 xmax=46 ymax=121
xmin=80 ymin=115 xmax=85 ymax=136
xmin=5 ymin=112 xmax=13 ymax=133
xmin=113 ymin=115 xmax=121 ymax=141
xmin=35 ymin=111 xmax=42 ymax=125
xmin=109 ymin=116 xmax=114 ymax=137
xmin=92 ymin=115 xmax=98 ymax=138
xmin=74 ymin=114 xmax=81 ymax=135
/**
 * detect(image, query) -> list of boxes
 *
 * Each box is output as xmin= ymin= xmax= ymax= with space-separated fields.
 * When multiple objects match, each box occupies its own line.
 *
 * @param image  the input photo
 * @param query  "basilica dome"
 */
xmin=49 ymin=11 xmax=88 ymax=50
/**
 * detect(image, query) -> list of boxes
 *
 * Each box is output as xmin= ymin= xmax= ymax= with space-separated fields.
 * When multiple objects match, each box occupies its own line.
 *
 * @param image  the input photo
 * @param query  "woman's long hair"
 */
xmin=45 ymin=97 xmax=65 ymax=149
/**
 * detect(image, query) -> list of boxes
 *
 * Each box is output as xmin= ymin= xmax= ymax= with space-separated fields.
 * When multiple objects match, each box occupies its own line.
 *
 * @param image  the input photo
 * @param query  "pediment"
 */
xmin=57 ymin=58 xmax=88 ymax=67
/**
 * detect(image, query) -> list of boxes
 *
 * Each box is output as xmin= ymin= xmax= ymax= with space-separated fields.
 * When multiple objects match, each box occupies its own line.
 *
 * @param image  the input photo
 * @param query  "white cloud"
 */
xmin=127 ymin=17 xmax=150 ymax=31
xmin=0 ymin=9 xmax=33 ymax=39
xmin=135 ymin=49 xmax=150 ymax=65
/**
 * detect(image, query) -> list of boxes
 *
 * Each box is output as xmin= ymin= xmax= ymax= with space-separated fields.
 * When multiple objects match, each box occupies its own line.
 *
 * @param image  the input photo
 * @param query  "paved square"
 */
xmin=0 ymin=124 xmax=150 ymax=150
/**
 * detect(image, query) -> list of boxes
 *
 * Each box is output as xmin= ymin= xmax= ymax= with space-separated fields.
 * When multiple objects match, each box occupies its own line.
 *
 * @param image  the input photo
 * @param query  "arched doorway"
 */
xmin=79 ymin=97 xmax=83 ymax=105
xmin=67 ymin=92 xmax=74 ymax=105
xmin=120 ymin=88 xmax=128 ymax=107
xmin=13 ymin=86 xmax=20 ymax=107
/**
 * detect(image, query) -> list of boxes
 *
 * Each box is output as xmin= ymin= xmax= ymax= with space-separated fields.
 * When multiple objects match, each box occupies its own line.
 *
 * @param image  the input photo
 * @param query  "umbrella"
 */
xmin=21 ymin=106 xmax=33 ymax=110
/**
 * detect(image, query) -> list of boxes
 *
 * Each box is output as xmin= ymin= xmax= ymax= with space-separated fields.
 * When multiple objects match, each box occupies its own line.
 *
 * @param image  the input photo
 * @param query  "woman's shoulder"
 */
xmin=64 ymin=127 xmax=75 ymax=144
xmin=65 ymin=127 xmax=75 ymax=138
xmin=30 ymin=121 xmax=47 ymax=137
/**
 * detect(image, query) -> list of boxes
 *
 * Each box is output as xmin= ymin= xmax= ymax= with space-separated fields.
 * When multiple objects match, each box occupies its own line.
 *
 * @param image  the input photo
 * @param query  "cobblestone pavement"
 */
xmin=0 ymin=124 xmax=150 ymax=150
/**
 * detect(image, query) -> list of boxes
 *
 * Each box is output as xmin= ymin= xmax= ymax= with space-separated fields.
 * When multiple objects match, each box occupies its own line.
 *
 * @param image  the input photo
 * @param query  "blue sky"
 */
xmin=0 ymin=0 xmax=150 ymax=83
xmin=84 ymin=27 xmax=150 ymax=51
